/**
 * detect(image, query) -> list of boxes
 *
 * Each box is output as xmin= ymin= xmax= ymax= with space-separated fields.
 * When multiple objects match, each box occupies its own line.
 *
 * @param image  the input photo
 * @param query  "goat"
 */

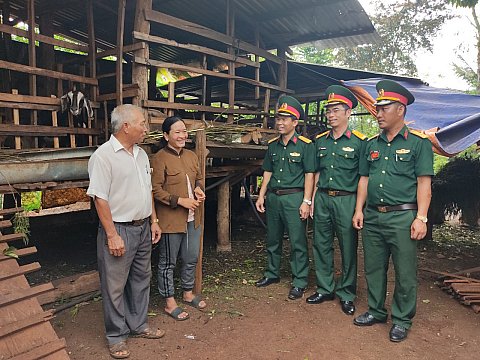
xmin=60 ymin=90 xmax=93 ymax=147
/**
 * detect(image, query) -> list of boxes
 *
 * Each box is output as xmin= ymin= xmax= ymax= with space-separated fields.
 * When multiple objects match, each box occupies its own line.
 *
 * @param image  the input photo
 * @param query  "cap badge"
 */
xmin=279 ymin=102 xmax=288 ymax=111
xmin=328 ymin=92 xmax=335 ymax=100
xmin=378 ymin=89 xmax=385 ymax=97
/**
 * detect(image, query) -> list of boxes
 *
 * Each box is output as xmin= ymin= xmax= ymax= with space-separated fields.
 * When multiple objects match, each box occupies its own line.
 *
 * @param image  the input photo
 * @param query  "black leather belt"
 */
xmin=115 ymin=217 xmax=149 ymax=226
xmin=269 ymin=188 xmax=303 ymax=196
xmin=371 ymin=203 xmax=417 ymax=213
xmin=320 ymin=189 xmax=355 ymax=197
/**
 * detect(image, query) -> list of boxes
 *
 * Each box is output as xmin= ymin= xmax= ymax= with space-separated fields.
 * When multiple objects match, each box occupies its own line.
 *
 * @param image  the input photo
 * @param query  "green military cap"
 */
xmin=325 ymin=84 xmax=358 ymax=109
xmin=276 ymin=95 xmax=305 ymax=120
xmin=374 ymin=79 xmax=415 ymax=106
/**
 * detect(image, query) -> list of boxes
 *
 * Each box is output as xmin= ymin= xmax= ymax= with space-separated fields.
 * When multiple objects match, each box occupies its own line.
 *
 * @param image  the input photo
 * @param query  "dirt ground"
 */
xmin=25 ymin=211 xmax=480 ymax=360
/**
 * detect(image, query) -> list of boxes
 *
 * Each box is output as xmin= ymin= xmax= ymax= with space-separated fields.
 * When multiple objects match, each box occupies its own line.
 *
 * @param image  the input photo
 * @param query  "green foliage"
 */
xmin=335 ymin=0 xmax=452 ymax=76
xmin=13 ymin=212 xmax=30 ymax=245
xmin=434 ymin=154 xmax=449 ymax=174
xmin=21 ymin=191 xmax=41 ymax=211
xmin=292 ymin=46 xmax=335 ymax=65
xmin=448 ymin=0 xmax=478 ymax=7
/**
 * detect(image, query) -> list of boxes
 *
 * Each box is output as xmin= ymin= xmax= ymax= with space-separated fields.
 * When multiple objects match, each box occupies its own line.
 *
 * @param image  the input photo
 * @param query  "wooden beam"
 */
xmin=227 ymin=0 xmax=235 ymax=124
xmin=132 ymin=31 xmax=259 ymax=68
xmin=12 ymin=89 xmax=21 ymax=149
xmin=135 ymin=57 xmax=293 ymax=93
xmin=0 ymin=92 xmax=60 ymax=105
xmin=194 ymin=129 xmax=207 ymax=294
xmin=116 ymin=0 xmax=126 ymax=105
xmin=143 ymin=100 xmax=268 ymax=115
xmin=132 ymin=0 xmax=151 ymax=109
xmin=0 ymin=60 xmax=98 ymax=85
xmin=0 ymin=207 xmax=23 ymax=216
xmin=0 ymin=246 xmax=37 ymax=261
xmin=0 ymin=310 xmax=53 ymax=339
xmin=9 ymin=338 xmax=66 ymax=360
xmin=27 ymin=0 xmax=37 ymax=147
xmin=0 ymin=124 xmax=102 ymax=136
xmin=263 ymin=88 xmax=271 ymax=128
xmin=144 ymin=9 xmax=282 ymax=64
xmin=97 ymin=88 xmax=139 ymax=102
xmin=217 ymin=181 xmax=231 ymax=251
xmin=167 ymin=82 xmax=175 ymax=117
xmin=0 ymin=263 xmax=41 ymax=282
xmin=95 ymin=42 xmax=145 ymax=59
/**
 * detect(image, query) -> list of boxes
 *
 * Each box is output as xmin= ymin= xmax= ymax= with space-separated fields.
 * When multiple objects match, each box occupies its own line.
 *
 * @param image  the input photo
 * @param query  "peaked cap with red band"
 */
xmin=276 ymin=95 xmax=305 ymax=120
xmin=325 ymin=84 xmax=358 ymax=109
xmin=374 ymin=79 xmax=415 ymax=106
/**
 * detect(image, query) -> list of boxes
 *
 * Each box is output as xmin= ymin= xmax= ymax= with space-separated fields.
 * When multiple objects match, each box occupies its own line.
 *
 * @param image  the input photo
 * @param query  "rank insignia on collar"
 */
xmin=290 ymin=152 xmax=301 ymax=156
xmin=396 ymin=148 xmax=411 ymax=154
xmin=370 ymin=150 xmax=379 ymax=160
xmin=342 ymin=147 xmax=354 ymax=152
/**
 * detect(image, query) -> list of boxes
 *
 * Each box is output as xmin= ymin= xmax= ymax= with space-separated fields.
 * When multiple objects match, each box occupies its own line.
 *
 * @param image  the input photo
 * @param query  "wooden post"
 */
xmin=38 ymin=13 xmax=55 ymax=98
xmin=167 ymin=81 xmax=175 ymax=117
xmin=201 ymin=54 xmax=207 ymax=122
xmin=277 ymin=47 xmax=287 ymax=90
xmin=226 ymin=0 xmax=235 ymax=124
xmin=12 ymin=89 xmax=21 ymax=149
xmin=87 ymin=0 xmax=97 ymax=146
xmin=217 ymin=181 xmax=231 ymax=252
xmin=27 ymin=0 xmax=37 ymax=148
xmin=193 ymin=129 xmax=207 ymax=294
xmin=262 ymin=88 xmax=270 ymax=129
xmin=51 ymin=95 xmax=59 ymax=148
xmin=316 ymin=99 xmax=320 ymax=126
xmin=116 ymin=0 xmax=126 ymax=106
xmin=303 ymin=101 xmax=310 ymax=136
xmin=254 ymin=28 xmax=260 ymax=101
xmin=132 ymin=0 xmax=151 ymax=118
xmin=103 ymin=101 xmax=109 ymax=142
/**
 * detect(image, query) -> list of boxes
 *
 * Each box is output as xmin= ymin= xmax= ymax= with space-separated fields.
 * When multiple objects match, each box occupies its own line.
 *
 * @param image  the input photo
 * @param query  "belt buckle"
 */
xmin=377 ymin=206 xmax=387 ymax=213
xmin=132 ymin=219 xmax=144 ymax=226
xmin=328 ymin=190 xmax=337 ymax=196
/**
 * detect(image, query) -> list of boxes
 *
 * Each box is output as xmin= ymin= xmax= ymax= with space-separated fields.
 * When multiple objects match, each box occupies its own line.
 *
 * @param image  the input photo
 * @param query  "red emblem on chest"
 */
xmin=370 ymin=150 xmax=379 ymax=160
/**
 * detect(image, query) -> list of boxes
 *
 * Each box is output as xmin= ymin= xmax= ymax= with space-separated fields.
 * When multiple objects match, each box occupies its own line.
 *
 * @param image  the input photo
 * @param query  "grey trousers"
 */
xmin=97 ymin=221 xmax=152 ymax=345
xmin=157 ymin=221 xmax=201 ymax=298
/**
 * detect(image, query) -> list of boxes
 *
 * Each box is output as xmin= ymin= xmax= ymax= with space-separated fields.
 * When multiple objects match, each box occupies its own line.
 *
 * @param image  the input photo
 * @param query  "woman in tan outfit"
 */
xmin=151 ymin=116 xmax=206 ymax=320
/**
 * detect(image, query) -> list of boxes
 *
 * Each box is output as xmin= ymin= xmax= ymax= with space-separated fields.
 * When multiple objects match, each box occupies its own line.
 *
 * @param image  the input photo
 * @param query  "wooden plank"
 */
xmin=133 ymin=31 xmax=259 ymax=68
xmin=0 ymin=101 xmax=59 ymax=111
xmin=0 ymin=60 xmax=98 ymax=85
xmin=0 ymin=23 xmax=89 ymax=52
xmin=217 ymin=181 xmax=231 ymax=251
xmin=97 ymin=88 xmax=139 ymax=102
xmin=167 ymin=82 xmax=175 ymax=117
xmin=116 ymin=0 xmax=126 ymax=105
xmin=0 ymin=207 xmax=23 ymax=216
xmin=12 ymin=89 xmax=21 ymax=150
xmin=95 ymin=42 xmax=145 ymax=59
xmin=143 ymin=100 xmax=268 ymax=115
xmin=0 ymin=310 xmax=54 ymax=339
xmin=10 ymin=338 xmax=67 ymax=360
xmin=421 ymin=268 xmax=480 ymax=283
xmin=51 ymin=95 xmax=60 ymax=148
xmin=194 ymin=129 xmax=207 ymax=294
xmin=0 ymin=220 xmax=12 ymax=229
xmin=0 ymin=262 xmax=41 ymax=282
xmin=132 ymin=0 xmax=151 ymax=109
xmin=0 ymin=246 xmax=37 ymax=261
xmin=0 ymin=233 xmax=26 ymax=244
xmin=97 ymin=72 xmax=116 ymax=79
xmin=0 ymin=93 xmax=60 ymax=105
xmin=0 ymin=124 xmax=102 ymax=136
xmin=263 ymin=88 xmax=271 ymax=128
xmin=0 ymin=283 xmax=54 ymax=307
xmin=135 ymin=57 xmax=292 ymax=93
xmin=144 ymin=9 xmax=281 ymax=64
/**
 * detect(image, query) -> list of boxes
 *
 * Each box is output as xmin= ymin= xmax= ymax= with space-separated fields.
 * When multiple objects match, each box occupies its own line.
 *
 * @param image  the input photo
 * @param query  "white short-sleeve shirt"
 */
xmin=87 ymin=135 xmax=152 ymax=222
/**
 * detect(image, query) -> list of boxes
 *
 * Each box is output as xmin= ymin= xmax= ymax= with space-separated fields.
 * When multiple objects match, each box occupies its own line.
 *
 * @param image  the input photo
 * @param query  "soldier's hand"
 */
xmin=411 ymin=218 xmax=427 ymax=240
xmin=107 ymin=233 xmax=126 ymax=257
xmin=256 ymin=196 xmax=265 ymax=213
xmin=352 ymin=210 xmax=364 ymax=230
xmin=299 ymin=203 xmax=310 ymax=220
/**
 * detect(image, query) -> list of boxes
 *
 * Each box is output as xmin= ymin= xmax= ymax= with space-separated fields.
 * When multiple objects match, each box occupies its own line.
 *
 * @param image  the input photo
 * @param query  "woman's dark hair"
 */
xmin=162 ymin=116 xmax=184 ymax=134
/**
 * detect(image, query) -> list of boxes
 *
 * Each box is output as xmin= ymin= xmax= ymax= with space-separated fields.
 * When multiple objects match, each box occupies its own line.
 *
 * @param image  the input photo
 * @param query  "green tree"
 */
xmin=449 ymin=0 xmax=480 ymax=93
xmin=335 ymin=0 xmax=452 ymax=76
xmin=292 ymin=46 xmax=335 ymax=65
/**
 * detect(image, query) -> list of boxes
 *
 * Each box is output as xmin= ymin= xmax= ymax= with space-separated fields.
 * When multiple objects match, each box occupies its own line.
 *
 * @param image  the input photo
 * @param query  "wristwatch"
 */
xmin=302 ymin=199 xmax=312 ymax=206
xmin=416 ymin=215 xmax=428 ymax=223
xmin=151 ymin=218 xmax=159 ymax=224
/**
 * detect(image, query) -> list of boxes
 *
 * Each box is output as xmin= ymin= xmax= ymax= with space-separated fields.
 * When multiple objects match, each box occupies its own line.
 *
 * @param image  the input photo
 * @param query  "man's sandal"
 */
xmin=165 ymin=306 xmax=190 ymax=321
xmin=109 ymin=341 xmax=130 ymax=359
xmin=132 ymin=327 xmax=166 ymax=339
xmin=183 ymin=295 xmax=206 ymax=310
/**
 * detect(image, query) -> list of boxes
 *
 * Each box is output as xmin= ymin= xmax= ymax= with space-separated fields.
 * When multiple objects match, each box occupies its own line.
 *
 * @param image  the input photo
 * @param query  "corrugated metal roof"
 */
xmin=1 ymin=0 xmax=378 ymax=63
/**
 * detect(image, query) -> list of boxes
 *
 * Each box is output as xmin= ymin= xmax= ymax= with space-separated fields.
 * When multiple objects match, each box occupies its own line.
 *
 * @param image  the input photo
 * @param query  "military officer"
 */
xmin=255 ymin=95 xmax=316 ymax=300
xmin=306 ymin=85 xmax=366 ymax=315
xmin=352 ymin=80 xmax=434 ymax=342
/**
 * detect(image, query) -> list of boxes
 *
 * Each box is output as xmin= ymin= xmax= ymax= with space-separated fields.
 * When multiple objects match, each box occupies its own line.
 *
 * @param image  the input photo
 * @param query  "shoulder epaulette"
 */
xmin=268 ymin=136 xmax=280 ymax=144
xmin=298 ymin=135 xmax=312 ymax=144
xmin=352 ymin=130 xmax=367 ymax=140
xmin=367 ymin=134 xmax=379 ymax=141
xmin=410 ymin=129 xmax=428 ymax=139
xmin=315 ymin=130 xmax=330 ymax=139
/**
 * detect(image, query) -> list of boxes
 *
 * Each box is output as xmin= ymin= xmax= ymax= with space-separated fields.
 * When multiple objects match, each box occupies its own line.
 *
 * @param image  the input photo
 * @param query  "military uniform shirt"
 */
xmin=315 ymin=128 xmax=367 ymax=193
xmin=263 ymin=132 xmax=315 ymax=190
xmin=361 ymin=125 xmax=434 ymax=206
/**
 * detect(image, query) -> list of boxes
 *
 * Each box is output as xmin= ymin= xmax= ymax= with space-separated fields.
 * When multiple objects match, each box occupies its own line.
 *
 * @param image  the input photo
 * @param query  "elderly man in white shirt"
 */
xmin=87 ymin=104 xmax=163 ymax=359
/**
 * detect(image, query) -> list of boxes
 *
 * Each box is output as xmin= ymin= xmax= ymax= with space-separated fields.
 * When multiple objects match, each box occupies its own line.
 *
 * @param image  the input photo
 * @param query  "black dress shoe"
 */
xmin=389 ymin=324 xmax=408 ymax=342
xmin=288 ymin=287 xmax=305 ymax=300
xmin=340 ymin=300 xmax=355 ymax=315
xmin=305 ymin=292 xmax=335 ymax=304
xmin=353 ymin=312 xmax=386 ymax=326
xmin=255 ymin=277 xmax=280 ymax=287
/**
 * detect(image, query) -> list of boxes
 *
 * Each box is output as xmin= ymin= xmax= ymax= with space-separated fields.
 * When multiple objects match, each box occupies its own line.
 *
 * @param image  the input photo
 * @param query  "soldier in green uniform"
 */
xmin=255 ymin=95 xmax=316 ymax=300
xmin=306 ymin=85 xmax=367 ymax=316
xmin=352 ymin=80 xmax=433 ymax=342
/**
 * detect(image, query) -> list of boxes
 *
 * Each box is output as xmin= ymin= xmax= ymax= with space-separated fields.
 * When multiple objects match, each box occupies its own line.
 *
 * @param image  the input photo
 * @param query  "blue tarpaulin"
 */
xmin=344 ymin=78 xmax=480 ymax=155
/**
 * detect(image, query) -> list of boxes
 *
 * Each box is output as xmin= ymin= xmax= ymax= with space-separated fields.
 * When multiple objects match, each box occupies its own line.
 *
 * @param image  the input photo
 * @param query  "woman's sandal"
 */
xmin=165 ymin=306 xmax=190 ymax=321
xmin=183 ymin=295 xmax=206 ymax=310
xmin=109 ymin=341 xmax=130 ymax=359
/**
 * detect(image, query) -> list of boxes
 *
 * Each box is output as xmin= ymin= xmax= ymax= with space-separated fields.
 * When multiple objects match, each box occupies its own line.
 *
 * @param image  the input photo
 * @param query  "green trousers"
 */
xmin=312 ymin=192 xmax=358 ymax=301
xmin=362 ymin=208 xmax=418 ymax=329
xmin=264 ymin=191 xmax=309 ymax=288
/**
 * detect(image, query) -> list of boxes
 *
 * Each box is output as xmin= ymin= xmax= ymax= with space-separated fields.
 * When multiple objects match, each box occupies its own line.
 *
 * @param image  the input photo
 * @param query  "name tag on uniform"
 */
xmin=396 ymin=149 xmax=411 ymax=154
xmin=342 ymin=147 xmax=354 ymax=152
xmin=290 ymin=152 xmax=301 ymax=157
